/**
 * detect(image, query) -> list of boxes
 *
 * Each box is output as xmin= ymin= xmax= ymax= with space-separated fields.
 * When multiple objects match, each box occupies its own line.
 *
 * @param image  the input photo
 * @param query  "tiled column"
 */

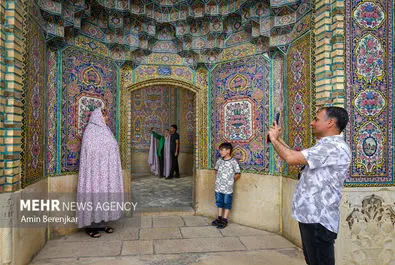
xmin=314 ymin=0 xmax=345 ymax=107
xmin=2 ymin=0 xmax=25 ymax=192
xmin=0 ymin=4 xmax=13 ymax=265
xmin=330 ymin=0 xmax=346 ymax=106
xmin=0 ymin=0 xmax=6 ymax=192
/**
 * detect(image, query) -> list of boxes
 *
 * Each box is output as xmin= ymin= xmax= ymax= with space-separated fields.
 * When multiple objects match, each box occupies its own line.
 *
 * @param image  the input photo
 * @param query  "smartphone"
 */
xmin=275 ymin=112 xmax=280 ymax=125
xmin=267 ymin=112 xmax=281 ymax=143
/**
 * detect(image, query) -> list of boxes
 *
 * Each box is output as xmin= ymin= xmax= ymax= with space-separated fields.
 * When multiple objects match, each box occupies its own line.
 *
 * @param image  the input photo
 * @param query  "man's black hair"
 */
xmin=171 ymin=124 xmax=177 ymax=131
xmin=321 ymin=106 xmax=349 ymax=132
xmin=219 ymin=142 xmax=233 ymax=152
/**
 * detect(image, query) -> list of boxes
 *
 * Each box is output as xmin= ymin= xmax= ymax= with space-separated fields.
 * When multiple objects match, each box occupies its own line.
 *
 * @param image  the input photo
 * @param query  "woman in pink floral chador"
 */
xmin=77 ymin=108 xmax=124 ymax=238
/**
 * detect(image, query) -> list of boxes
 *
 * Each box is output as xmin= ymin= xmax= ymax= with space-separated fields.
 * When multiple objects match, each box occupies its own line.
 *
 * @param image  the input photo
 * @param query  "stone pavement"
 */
xmin=31 ymin=215 xmax=305 ymax=265
xmin=132 ymin=175 xmax=193 ymax=209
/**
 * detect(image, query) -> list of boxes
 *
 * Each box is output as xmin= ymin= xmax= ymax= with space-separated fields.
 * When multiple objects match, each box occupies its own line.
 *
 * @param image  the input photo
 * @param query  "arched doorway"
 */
xmin=121 ymin=78 xmax=202 ymax=212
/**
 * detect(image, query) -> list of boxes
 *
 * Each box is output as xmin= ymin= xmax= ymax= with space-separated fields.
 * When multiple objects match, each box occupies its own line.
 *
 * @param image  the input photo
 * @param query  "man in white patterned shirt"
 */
xmin=267 ymin=106 xmax=351 ymax=265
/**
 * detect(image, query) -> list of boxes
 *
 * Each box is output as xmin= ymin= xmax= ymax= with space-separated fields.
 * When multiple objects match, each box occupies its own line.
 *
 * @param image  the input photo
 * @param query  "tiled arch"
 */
xmin=120 ymin=77 xmax=208 ymax=172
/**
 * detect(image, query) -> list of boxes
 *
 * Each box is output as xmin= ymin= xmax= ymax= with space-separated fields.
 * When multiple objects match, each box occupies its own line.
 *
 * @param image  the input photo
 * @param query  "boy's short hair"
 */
xmin=219 ymin=142 xmax=233 ymax=152
xmin=171 ymin=124 xmax=178 ymax=131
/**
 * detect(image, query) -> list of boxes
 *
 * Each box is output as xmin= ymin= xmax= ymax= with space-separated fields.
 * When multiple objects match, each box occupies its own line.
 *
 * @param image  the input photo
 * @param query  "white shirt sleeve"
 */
xmin=301 ymin=142 xmax=343 ymax=170
xmin=233 ymin=159 xmax=241 ymax=173
xmin=215 ymin=160 xmax=220 ymax=170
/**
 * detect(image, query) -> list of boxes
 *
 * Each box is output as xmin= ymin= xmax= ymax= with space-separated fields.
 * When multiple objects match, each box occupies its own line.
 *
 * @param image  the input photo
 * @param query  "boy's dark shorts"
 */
xmin=215 ymin=192 xmax=233 ymax=210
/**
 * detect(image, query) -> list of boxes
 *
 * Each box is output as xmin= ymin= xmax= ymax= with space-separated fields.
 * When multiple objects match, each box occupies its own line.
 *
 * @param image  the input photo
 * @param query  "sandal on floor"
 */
xmin=103 ymin=226 xmax=114 ymax=233
xmin=86 ymin=229 xmax=101 ymax=238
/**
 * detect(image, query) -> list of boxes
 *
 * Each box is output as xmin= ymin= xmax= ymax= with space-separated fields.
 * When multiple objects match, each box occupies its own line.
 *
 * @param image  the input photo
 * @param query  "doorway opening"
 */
xmin=129 ymin=85 xmax=196 ymax=212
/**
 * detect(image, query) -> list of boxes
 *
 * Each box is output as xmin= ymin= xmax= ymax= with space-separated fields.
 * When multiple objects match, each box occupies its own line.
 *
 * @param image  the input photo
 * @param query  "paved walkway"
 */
xmin=31 ymin=215 xmax=305 ymax=265
xmin=132 ymin=175 xmax=193 ymax=209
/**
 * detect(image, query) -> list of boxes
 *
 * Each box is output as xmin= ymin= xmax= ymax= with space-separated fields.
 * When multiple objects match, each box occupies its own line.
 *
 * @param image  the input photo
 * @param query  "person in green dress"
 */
xmin=150 ymin=128 xmax=171 ymax=178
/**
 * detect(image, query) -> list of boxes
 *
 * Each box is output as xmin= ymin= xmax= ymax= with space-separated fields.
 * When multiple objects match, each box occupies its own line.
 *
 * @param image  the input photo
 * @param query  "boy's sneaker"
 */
xmin=216 ymin=219 xmax=228 ymax=229
xmin=211 ymin=218 xmax=221 ymax=226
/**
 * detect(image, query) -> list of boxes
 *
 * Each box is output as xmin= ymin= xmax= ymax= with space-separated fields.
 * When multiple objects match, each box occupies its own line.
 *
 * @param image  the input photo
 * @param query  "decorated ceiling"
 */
xmin=36 ymin=0 xmax=311 ymax=66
